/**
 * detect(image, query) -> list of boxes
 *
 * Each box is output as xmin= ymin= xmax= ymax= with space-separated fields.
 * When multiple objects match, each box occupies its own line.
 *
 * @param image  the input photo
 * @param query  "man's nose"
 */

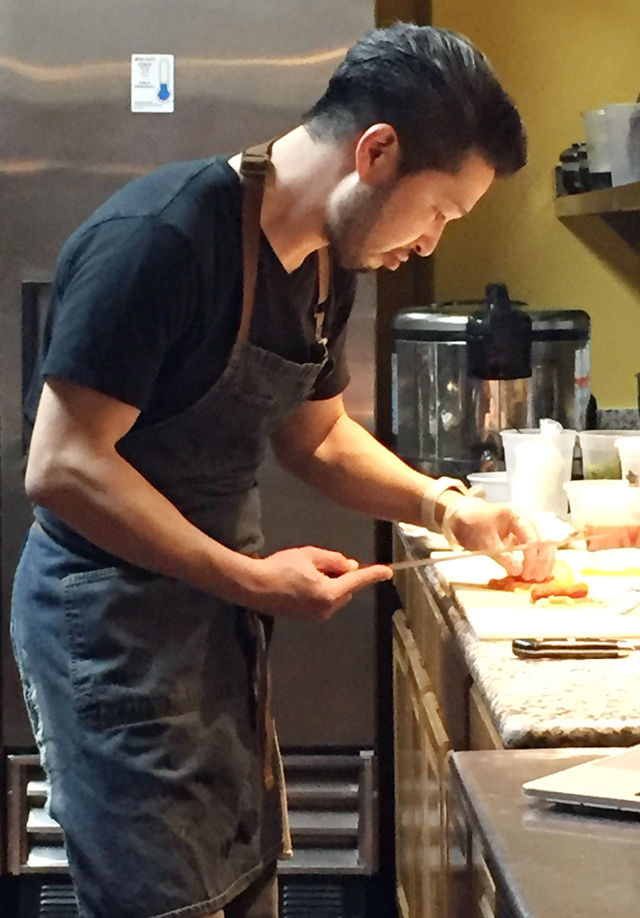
xmin=413 ymin=222 xmax=446 ymax=257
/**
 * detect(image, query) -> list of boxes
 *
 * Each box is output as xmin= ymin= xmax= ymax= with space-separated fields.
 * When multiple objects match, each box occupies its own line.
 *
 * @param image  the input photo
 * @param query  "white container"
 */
xmin=604 ymin=103 xmax=640 ymax=187
xmin=581 ymin=108 xmax=611 ymax=173
xmin=615 ymin=436 xmax=640 ymax=484
xmin=501 ymin=428 xmax=576 ymax=518
xmin=564 ymin=479 xmax=640 ymax=549
xmin=578 ymin=430 xmax=639 ymax=479
xmin=564 ymin=480 xmax=622 ymax=530
xmin=467 ymin=471 xmax=510 ymax=503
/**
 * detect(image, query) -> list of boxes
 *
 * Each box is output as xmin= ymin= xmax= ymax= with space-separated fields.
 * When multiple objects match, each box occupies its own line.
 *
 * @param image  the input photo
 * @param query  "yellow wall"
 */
xmin=431 ymin=0 xmax=640 ymax=408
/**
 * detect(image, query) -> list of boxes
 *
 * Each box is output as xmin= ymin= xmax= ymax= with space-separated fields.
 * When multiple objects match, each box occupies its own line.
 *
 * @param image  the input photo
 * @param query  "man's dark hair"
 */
xmin=304 ymin=23 xmax=526 ymax=178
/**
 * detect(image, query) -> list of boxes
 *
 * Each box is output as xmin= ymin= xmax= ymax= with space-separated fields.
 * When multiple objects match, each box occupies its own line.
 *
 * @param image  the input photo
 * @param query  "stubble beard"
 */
xmin=325 ymin=178 xmax=395 ymax=272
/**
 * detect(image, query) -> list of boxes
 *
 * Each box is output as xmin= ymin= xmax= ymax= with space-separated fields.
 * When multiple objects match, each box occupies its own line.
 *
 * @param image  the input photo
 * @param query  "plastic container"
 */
xmin=578 ymin=430 xmax=639 ymax=479
xmin=564 ymin=480 xmax=640 ymax=549
xmin=581 ymin=108 xmax=611 ymax=173
xmin=467 ymin=471 xmax=510 ymax=503
xmin=604 ymin=103 xmax=640 ymax=186
xmin=615 ymin=436 xmax=640 ymax=485
xmin=501 ymin=428 xmax=577 ymax=518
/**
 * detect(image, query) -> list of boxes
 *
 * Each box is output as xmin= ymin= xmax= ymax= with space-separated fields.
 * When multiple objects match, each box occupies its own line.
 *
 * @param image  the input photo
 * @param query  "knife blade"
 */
xmin=390 ymin=538 xmax=563 ymax=572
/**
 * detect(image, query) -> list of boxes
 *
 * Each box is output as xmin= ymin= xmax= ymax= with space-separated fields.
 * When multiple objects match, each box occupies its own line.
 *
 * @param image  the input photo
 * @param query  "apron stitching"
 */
xmin=147 ymin=846 xmax=283 ymax=918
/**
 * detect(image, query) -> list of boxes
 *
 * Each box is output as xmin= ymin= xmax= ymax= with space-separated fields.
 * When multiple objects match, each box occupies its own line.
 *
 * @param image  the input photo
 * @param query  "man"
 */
xmin=12 ymin=22 xmax=552 ymax=918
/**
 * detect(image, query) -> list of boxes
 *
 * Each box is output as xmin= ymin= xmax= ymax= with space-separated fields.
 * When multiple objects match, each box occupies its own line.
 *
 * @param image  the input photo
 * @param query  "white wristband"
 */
xmin=420 ymin=477 xmax=469 ymax=533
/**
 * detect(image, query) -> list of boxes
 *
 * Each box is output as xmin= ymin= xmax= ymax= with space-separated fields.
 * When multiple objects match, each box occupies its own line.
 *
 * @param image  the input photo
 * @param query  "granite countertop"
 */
xmin=396 ymin=522 xmax=640 ymax=748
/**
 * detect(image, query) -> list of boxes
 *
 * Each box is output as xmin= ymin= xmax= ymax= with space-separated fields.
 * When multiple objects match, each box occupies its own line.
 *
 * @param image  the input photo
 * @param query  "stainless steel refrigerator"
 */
xmin=0 ymin=1 xmax=389 ymax=915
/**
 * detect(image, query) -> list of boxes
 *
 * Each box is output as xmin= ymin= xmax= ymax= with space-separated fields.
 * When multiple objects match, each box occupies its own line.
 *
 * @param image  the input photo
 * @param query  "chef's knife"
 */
xmin=512 ymin=637 xmax=640 ymax=659
xmin=390 ymin=538 xmax=562 ymax=572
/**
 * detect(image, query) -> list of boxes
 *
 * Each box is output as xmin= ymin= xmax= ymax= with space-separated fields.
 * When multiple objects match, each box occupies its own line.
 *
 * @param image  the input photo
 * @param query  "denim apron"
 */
xmin=11 ymin=143 xmax=330 ymax=918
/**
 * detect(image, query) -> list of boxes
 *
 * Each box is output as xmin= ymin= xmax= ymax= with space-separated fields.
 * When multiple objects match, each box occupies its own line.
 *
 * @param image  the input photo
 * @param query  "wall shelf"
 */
xmin=556 ymin=182 xmax=640 ymax=248
xmin=555 ymin=181 xmax=640 ymax=217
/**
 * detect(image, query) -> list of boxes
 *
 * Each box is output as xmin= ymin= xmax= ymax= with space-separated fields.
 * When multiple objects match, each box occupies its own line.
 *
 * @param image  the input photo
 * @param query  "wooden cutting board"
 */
xmin=433 ymin=549 xmax=640 ymax=640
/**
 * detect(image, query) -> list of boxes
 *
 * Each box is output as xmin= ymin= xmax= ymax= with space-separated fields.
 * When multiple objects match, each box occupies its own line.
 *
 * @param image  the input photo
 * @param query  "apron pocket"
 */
xmin=63 ymin=566 xmax=208 ymax=729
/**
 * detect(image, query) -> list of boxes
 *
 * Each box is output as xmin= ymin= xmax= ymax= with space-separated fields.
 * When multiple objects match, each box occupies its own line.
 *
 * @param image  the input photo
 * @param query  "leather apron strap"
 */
xmin=238 ymin=141 xmax=276 ymax=791
xmin=238 ymin=140 xmax=274 ymax=345
xmin=237 ymin=141 xmax=332 ymax=795
xmin=315 ymin=245 xmax=330 ymax=345
xmin=238 ymin=140 xmax=331 ymax=348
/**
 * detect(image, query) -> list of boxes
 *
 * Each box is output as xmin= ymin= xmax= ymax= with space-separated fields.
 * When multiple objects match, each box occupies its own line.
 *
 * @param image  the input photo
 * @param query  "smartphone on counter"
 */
xmin=512 ymin=637 xmax=636 ymax=659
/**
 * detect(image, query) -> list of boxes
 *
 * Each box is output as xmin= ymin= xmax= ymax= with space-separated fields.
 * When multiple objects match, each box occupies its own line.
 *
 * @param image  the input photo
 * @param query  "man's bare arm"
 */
xmin=271 ymin=394 xmax=455 ymax=524
xmin=26 ymin=378 xmax=391 ymax=617
xmin=271 ymin=395 xmax=554 ymax=581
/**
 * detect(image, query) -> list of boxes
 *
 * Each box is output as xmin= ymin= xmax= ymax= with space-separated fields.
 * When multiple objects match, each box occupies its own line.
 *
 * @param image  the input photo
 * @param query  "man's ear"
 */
xmin=354 ymin=124 xmax=401 ymax=185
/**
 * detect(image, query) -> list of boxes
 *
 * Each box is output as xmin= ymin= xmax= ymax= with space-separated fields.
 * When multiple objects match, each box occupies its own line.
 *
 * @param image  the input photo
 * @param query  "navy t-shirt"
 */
xmin=31 ymin=157 xmax=355 ymax=430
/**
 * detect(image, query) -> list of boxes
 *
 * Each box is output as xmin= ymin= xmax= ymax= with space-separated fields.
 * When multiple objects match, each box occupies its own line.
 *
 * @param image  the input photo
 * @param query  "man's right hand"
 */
xmin=27 ymin=380 xmax=392 ymax=616
xmin=239 ymin=546 xmax=392 ymax=621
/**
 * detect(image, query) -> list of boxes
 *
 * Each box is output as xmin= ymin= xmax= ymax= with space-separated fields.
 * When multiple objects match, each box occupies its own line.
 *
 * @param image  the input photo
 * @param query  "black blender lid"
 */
xmin=393 ymin=301 xmax=590 ymax=341
xmin=466 ymin=283 xmax=533 ymax=379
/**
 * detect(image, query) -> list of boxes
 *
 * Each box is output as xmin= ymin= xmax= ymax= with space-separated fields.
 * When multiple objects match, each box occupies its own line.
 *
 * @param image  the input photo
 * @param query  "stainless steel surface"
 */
xmin=0 ymin=0 xmax=375 ymax=751
xmin=392 ymin=305 xmax=591 ymax=478
xmin=264 ymin=273 xmax=377 ymax=747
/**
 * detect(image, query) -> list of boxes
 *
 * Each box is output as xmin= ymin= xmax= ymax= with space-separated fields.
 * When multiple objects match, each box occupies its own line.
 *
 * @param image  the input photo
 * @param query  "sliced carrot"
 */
xmin=530 ymin=581 xmax=589 ymax=603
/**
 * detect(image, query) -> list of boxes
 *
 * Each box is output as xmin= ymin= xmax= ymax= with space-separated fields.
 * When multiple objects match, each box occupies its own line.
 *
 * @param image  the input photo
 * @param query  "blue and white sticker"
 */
xmin=131 ymin=54 xmax=174 ymax=113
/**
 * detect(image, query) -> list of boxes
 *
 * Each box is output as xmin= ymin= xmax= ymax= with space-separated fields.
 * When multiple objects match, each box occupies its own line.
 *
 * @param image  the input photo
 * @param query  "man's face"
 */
xmin=326 ymin=151 xmax=495 ymax=272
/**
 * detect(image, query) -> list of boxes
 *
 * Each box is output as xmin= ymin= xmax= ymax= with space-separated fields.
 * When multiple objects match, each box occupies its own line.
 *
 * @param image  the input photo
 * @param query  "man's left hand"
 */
xmin=442 ymin=496 xmax=555 ymax=582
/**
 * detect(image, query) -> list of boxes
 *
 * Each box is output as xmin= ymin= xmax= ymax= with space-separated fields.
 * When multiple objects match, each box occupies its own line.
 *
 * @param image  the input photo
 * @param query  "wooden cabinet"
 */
xmin=392 ymin=602 xmax=504 ymax=918
xmin=447 ymin=764 xmax=520 ymax=918
xmin=392 ymin=540 xmax=504 ymax=918
xmin=468 ymin=685 xmax=503 ymax=752
xmin=393 ymin=610 xmax=449 ymax=918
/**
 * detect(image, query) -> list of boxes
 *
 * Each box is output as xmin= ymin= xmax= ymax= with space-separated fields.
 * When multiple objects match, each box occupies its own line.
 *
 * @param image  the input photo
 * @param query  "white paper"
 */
xmin=131 ymin=54 xmax=174 ymax=113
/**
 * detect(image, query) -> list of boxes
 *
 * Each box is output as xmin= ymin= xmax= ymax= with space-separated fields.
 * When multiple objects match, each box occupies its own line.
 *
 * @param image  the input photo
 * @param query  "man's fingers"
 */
xmin=442 ymin=499 xmax=555 ymax=583
xmin=521 ymin=543 xmax=556 ymax=582
xmin=495 ymin=534 xmax=555 ymax=581
xmin=308 ymin=548 xmax=360 ymax=576
xmin=326 ymin=564 xmax=393 ymax=598
xmin=493 ymin=550 xmax=523 ymax=577
xmin=505 ymin=509 xmax=557 ymax=581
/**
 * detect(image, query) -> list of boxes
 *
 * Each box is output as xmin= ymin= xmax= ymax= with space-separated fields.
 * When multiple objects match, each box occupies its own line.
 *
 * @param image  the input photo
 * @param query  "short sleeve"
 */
xmin=42 ymin=217 xmax=199 ymax=410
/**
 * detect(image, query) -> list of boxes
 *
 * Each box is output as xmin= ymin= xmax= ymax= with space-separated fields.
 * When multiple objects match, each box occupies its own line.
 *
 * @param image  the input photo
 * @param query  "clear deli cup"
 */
xmin=501 ymin=425 xmax=576 ymax=518
xmin=579 ymin=430 xmax=639 ymax=479
xmin=564 ymin=480 xmax=640 ymax=549
xmin=466 ymin=471 xmax=510 ymax=503
xmin=615 ymin=436 xmax=640 ymax=485
xmin=604 ymin=102 xmax=640 ymax=187
xmin=581 ymin=108 xmax=611 ymax=173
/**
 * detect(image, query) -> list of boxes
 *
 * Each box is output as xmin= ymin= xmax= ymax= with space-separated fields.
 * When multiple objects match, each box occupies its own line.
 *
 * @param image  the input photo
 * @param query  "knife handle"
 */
xmin=512 ymin=637 xmax=633 ymax=659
